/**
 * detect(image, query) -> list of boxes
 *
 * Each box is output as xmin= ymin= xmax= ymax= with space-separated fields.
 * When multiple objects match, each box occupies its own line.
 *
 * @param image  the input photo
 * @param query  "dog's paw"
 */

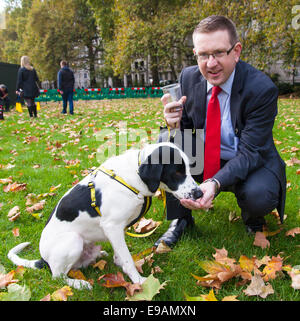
xmin=64 ymin=277 xmax=93 ymax=290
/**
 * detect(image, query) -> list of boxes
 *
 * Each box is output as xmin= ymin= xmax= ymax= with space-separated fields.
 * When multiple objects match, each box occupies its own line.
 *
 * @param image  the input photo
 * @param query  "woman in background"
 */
xmin=16 ymin=56 xmax=40 ymax=118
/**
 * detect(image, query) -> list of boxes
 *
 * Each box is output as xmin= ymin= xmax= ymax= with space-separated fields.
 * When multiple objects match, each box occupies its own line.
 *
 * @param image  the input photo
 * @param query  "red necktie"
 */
xmin=203 ymin=86 xmax=222 ymax=180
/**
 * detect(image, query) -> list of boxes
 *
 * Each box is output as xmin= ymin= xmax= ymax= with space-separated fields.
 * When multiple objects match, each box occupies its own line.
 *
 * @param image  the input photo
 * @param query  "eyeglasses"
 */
xmin=194 ymin=43 xmax=236 ymax=62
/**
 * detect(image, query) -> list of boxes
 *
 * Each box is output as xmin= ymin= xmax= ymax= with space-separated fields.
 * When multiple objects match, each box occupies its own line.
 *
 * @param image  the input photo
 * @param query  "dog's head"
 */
xmin=138 ymin=142 xmax=203 ymax=200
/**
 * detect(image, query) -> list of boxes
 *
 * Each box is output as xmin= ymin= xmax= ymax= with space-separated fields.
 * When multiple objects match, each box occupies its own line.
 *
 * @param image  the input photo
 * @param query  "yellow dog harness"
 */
xmin=88 ymin=153 xmax=164 ymax=237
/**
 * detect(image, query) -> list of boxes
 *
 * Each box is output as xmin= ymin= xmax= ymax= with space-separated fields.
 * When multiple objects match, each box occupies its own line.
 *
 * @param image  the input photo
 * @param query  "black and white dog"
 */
xmin=8 ymin=142 xmax=202 ymax=290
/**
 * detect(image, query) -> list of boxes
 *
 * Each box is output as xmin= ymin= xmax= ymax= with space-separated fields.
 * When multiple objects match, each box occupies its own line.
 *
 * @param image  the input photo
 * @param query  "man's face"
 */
xmin=193 ymin=30 xmax=242 ymax=86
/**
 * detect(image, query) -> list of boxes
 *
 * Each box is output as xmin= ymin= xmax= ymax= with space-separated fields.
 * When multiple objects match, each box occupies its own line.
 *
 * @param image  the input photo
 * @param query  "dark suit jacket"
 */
xmin=179 ymin=60 xmax=286 ymax=220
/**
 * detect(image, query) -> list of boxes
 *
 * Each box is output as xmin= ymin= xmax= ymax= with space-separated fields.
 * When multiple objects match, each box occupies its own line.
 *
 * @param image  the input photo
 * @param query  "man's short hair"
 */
xmin=193 ymin=15 xmax=239 ymax=46
xmin=60 ymin=60 xmax=68 ymax=66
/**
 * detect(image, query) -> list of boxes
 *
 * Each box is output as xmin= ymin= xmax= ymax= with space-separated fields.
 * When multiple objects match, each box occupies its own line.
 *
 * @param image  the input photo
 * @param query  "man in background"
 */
xmin=57 ymin=60 xmax=75 ymax=115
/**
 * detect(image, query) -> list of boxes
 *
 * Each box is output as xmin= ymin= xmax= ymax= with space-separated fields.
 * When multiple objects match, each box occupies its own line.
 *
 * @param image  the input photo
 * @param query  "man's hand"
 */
xmin=180 ymin=181 xmax=218 ymax=210
xmin=59 ymin=90 xmax=63 ymax=94
xmin=161 ymin=94 xmax=186 ymax=129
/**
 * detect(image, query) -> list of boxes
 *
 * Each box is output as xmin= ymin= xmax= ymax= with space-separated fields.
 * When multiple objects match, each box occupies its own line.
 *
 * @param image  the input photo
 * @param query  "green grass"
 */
xmin=0 ymin=98 xmax=299 ymax=301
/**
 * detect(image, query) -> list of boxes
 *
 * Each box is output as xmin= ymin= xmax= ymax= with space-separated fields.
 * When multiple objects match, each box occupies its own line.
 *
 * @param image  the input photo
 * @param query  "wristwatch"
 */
xmin=203 ymin=178 xmax=220 ymax=198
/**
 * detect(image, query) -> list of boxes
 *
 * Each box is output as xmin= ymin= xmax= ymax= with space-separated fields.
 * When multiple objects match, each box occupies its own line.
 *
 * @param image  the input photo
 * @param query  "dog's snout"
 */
xmin=192 ymin=188 xmax=203 ymax=200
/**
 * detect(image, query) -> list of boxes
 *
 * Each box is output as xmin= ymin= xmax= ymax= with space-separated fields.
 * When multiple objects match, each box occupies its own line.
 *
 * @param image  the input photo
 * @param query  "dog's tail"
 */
xmin=7 ymin=242 xmax=46 ymax=269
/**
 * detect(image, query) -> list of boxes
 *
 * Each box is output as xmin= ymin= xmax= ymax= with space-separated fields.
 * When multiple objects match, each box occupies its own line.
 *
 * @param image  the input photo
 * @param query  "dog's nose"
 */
xmin=191 ymin=188 xmax=203 ymax=200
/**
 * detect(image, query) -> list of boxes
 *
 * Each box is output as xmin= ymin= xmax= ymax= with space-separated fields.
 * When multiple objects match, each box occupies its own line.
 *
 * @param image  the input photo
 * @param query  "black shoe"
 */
xmin=245 ymin=217 xmax=266 ymax=234
xmin=154 ymin=215 xmax=195 ymax=248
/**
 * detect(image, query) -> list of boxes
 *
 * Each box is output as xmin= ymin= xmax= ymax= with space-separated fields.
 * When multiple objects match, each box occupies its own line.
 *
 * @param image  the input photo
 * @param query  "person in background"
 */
xmin=155 ymin=15 xmax=286 ymax=248
xmin=57 ymin=60 xmax=75 ymax=115
xmin=16 ymin=56 xmax=40 ymax=118
xmin=0 ymin=84 xmax=10 ymax=112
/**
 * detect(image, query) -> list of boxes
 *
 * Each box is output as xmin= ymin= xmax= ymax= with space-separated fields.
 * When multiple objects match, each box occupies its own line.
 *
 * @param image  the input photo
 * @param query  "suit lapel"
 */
xmin=230 ymin=61 xmax=243 ymax=136
xmin=194 ymin=77 xmax=207 ymax=128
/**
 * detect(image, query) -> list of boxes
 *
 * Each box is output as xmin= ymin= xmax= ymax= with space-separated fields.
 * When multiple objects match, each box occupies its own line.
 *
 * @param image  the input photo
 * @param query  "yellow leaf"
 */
xmin=201 ymin=289 xmax=218 ymax=301
xmin=68 ymin=269 xmax=86 ymax=280
xmin=51 ymin=286 xmax=73 ymax=301
xmin=239 ymin=255 xmax=254 ymax=273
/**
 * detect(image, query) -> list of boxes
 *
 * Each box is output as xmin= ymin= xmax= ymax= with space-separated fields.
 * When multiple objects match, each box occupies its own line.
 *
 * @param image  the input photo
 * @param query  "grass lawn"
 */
xmin=0 ymin=98 xmax=299 ymax=301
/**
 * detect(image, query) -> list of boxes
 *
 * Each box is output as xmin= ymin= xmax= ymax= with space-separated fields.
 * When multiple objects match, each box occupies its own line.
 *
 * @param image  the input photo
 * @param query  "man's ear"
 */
xmin=138 ymin=163 xmax=163 ymax=193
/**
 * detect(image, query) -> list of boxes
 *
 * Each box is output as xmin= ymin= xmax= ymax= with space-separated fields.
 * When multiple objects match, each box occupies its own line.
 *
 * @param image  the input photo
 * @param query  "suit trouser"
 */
xmin=165 ymin=161 xmax=281 ymax=226
xmin=62 ymin=90 xmax=74 ymax=114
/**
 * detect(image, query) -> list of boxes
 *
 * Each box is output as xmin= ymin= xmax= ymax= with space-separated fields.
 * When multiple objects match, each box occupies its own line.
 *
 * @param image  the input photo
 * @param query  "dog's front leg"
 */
xmin=103 ymin=225 xmax=146 ymax=284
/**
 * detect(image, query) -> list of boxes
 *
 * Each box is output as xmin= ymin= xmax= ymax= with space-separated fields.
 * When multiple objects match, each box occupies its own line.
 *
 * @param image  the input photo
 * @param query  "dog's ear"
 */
xmin=138 ymin=163 xmax=163 ymax=193
xmin=138 ymin=147 xmax=165 ymax=193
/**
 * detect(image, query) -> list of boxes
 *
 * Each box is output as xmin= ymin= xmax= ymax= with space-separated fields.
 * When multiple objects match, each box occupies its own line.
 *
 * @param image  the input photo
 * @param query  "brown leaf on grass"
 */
xmin=155 ymin=241 xmax=172 ymax=254
xmin=51 ymin=286 xmax=73 ymax=301
xmin=3 ymin=182 xmax=27 ymax=193
xmin=0 ymin=271 xmax=18 ymax=289
xmin=262 ymin=255 xmax=283 ymax=281
xmin=12 ymin=227 xmax=20 ymax=237
xmin=98 ymin=271 xmax=129 ymax=288
xmin=133 ymin=218 xmax=159 ymax=233
xmin=213 ymin=248 xmax=236 ymax=267
xmin=7 ymin=206 xmax=20 ymax=218
xmin=286 ymin=227 xmax=300 ymax=237
xmin=7 ymin=206 xmax=20 ymax=222
xmin=135 ymin=253 xmax=154 ymax=274
xmin=151 ymin=266 xmax=163 ymax=274
xmin=243 ymin=274 xmax=274 ymax=298
xmin=93 ymin=260 xmax=107 ymax=270
xmin=125 ymin=283 xmax=142 ymax=296
xmin=24 ymin=136 xmax=39 ymax=144
xmin=285 ymin=157 xmax=300 ymax=166
xmin=26 ymin=200 xmax=45 ymax=213
xmin=253 ymin=232 xmax=270 ymax=249
xmin=0 ymin=177 xmax=13 ymax=184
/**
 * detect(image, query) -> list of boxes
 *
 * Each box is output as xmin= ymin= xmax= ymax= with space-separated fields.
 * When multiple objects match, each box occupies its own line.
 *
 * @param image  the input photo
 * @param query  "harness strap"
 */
xmin=88 ymin=165 xmax=162 ymax=238
xmin=88 ymin=182 xmax=102 ymax=216
xmin=99 ymin=165 xmax=140 ymax=195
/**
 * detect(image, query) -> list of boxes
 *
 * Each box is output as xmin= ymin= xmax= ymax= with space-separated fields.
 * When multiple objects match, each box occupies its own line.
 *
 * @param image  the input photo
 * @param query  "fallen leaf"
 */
xmin=155 ymin=241 xmax=172 ymax=254
xmin=222 ymin=295 xmax=239 ymax=301
xmin=12 ymin=228 xmax=20 ymax=237
xmin=0 ymin=283 xmax=31 ymax=301
xmin=0 ymin=177 xmax=13 ymax=184
xmin=133 ymin=218 xmax=159 ymax=233
xmin=243 ymin=274 xmax=274 ymax=298
xmin=93 ymin=260 xmax=107 ymax=270
xmin=288 ymin=266 xmax=300 ymax=290
xmin=51 ymin=286 xmax=73 ymax=301
xmin=253 ymin=232 xmax=270 ymax=249
xmin=68 ymin=269 xmax=86 ymax=280
xmin=49 ymin=184 xmax=61 ymax=192
xmin=0 ymin=271 xmax=18 ymax=289
xmin=7 ymin=206 xmax=20 ymax=218
xmin=26 ymin=200 xmax=45 ymax=213
xmin=262 ymin=255 xmax=283 ymax=281
xmin=286 ymin=227 xmax=300 ymax=237
xmin=126 ymin=274 xmax=167 ymax=301
xmin=98 ymin=271 xmax=129 ymax=288
xmin=125 ymin=283 xmax=142 ymax=296
xmin=3 ymin=182 xmax=27 ymax=193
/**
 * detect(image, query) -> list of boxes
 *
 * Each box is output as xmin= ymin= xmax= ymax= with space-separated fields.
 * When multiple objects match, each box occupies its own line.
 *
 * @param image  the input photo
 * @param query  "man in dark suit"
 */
xmin=155 ymin=15 xmax=286 ymax=247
